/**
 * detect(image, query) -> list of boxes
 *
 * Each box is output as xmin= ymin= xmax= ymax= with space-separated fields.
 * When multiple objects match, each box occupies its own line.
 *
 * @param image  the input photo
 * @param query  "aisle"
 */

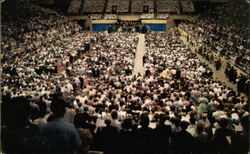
xmin=180 ymin=36 xmax=237 ymax=91
xmin=133 ymin=34 xmax=146 ymax=75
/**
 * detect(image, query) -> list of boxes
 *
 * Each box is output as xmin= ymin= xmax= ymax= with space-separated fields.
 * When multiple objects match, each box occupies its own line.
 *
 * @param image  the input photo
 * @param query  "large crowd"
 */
xmin=181 ymin=0 xmax=195 ymax=13
xmin=131 ymin=0 xmax=154 ymax=13
xmin=106 ymin=0 xmax=130 ymax=13
xmin=2 ymin=1 xmax=81 ymax=53
xmin=178 ymin=0 xmax=249 ymax=73
xmin=1 ymin=1 xmax=249 ymax=154
xmin=157 ymin=0 xmax=179 ymax=13
xmin=65 ymin=0 xmax=195 ymax=15
xmin=82 ymin=0 xmax=105 ymax=13
xmin=67 ymin=0 xmax=82 ymax=14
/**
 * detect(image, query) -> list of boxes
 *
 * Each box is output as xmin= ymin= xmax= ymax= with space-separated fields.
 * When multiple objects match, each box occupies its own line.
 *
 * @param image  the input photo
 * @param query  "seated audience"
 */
xmin=1 ymin=1 xmax=249 ymax=154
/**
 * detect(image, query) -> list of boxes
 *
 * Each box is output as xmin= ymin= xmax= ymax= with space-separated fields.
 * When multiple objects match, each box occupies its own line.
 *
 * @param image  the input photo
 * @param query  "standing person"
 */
xmin=143 ymin=55 xmax=147 ymax=66
xmin=119 ymin=118 xmax=137 ymax=154
xmin=215 ymin=59 xmax=221 ymax=70
xmin=154 ymin=114 xmax=172 ymax=154
xmin=211 ymin=118 xmax=234 ymax=154
xmin=231 ymin=115 xmax=249 ymax=154
xmin=193 ymin=122 xmax=209 ymax=154
xmin=74 ymin=113 xmax=93 ymax=154
xmin=79 ymin=76 xmax=84 ymax=89
xmin=2 ymin=96 xmax=49 ymax=154
xmin=33 ymin=99 xmax=48 ymax=128
xmin=209 ymin=53 xmax=214 ymax=64
xmin=56 ymin=60 xmax=61 ymax=73
xmin=111 ymin=110 xmax=121 ymax=131
xmin=237 ymin=75 xmax=246 ymax=92
xmin=134 ymin=114 xmax=154 ymax=154
xmin=198 ymin=98 xmax=208 ymax=114
xmin=98 ymin=119 xmax=119 ymax=154
xmin=172 ymin=121 xmax=194 ymax=154
xmin=41 ymin=98 xmax=82 ymax=154
xmin=176 ymin=69 xmax=181 ymax=79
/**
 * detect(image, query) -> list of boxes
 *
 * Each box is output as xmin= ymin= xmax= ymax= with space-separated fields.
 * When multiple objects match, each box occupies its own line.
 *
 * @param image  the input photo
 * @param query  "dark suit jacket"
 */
xmin=172 ymin=130 xmax=194 ymax=154
xmin=154 ymin=124 xmax=172 ymax=154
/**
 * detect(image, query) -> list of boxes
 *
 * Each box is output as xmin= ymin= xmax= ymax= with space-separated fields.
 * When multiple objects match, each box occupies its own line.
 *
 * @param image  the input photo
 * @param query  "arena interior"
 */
xmin=1 ymin=0 xmax=250 ymax=153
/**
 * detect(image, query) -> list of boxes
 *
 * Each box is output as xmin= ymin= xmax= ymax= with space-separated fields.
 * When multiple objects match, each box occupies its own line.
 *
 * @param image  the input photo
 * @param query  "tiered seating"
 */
xmin=82 ymin=0 xmax=105 ymax=13
xmin=157 ymin=0 xmax=179 ymax=13
xmin=1 ymin=1 xmax=81 ymax=53
xmin=106 ymin=0 xmax=129 ymax=13
xmin=131 ymin=0 xmax=154 ymax=13
xmin=181 ymin=0 xmax=195 ymax=12
xmin=178 ymin=0 xmax=249 ymax=73
xmin=67 ymin=0 xmax=82 ymax=13
xmin=2 ymin=2 xmax=250 ymax=154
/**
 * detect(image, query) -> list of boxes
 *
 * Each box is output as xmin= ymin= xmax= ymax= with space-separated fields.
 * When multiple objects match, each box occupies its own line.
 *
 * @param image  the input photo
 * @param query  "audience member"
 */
xmin=41 ymin=98 xmax=82 ymax=153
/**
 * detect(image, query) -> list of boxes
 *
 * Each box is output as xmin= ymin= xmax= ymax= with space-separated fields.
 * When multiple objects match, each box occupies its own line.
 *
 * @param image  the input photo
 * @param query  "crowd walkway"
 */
xmin=180 ymin=36 xmax=237 ymax=91
xmin=133 ymin=34 xmax=146 ymax=75
xmin=132 ymin=33 xmax=241 ymax=94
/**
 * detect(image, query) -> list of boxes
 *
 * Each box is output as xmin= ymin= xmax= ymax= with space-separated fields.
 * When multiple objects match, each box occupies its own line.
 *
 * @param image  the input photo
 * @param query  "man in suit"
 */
xmin=172 ymin=121 xmax=194 ymax=154
xmin=98 ymin=119 xmax=119 ymax=154
xmin=154 ymin=114 xmax=172 ymax=154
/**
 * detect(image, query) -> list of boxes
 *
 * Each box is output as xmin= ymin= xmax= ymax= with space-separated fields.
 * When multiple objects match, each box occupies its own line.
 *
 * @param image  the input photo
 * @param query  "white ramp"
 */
xmin=133 ymin=34 xmax=146 ymax=75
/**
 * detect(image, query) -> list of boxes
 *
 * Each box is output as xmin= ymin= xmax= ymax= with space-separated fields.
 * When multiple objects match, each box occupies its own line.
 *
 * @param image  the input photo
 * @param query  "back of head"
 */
xmin=180 ymin=121 xmax=189 ymax=131
xmin=50 ymin=98 xmax=66 ymax=118
xmin=171 ymin=117 xmax=181 ymax=127
xmin=122 ymin=118 xmax=133 ymax=130
xmin=218 ymin=118 xmax=228 ymax=128
xmin=105 ymin=119 xmax=112 ymax=126
xmin=208 ymin=115 xmax=216 ymax=124
xmin=189 ymin=116 xmax=196 ymax=125
xmin=140 ymin=114 xmax=150 ymax=128
xmin=74 ymin=113 xmax=87 ymax=128
xmin=4 ymin=96 xmax=31 ymax=128
xmin=37 ymin=101 xmax=47 ymax=118
xmin=196 ymin=122 xmax=205 ymax=134
xmin=159 ymin=114 xmax=167 ymax=125
xmin=241 ymin=114 xmax=249 ymax=131
xmin=111 ymin=110 xmax=118 ymax=120
xmin=2 ymin=92 xmax=11 ymax=104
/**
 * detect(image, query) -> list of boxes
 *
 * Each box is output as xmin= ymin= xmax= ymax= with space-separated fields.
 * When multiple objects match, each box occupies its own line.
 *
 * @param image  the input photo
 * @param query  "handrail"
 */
xmin=178 ymin=27 xmax=248 ymax=76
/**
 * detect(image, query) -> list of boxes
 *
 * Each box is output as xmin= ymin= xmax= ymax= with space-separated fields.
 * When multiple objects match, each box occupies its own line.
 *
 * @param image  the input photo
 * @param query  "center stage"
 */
xmin=92 ymin=19 xmax=167 ymax=32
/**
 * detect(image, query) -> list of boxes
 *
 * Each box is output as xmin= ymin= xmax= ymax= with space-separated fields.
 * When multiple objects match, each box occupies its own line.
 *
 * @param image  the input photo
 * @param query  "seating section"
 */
xmin=2 ymin=2 xmax=250 ymax=154
xmin=66 ymin=0 xmax=194 ymax=14
xmin=106 ymin=0 xmax=129 ymax=13
xmin=157 ymin=0 xmax=179 ymax=13
xmin=181 ymin=0 xmax=195 ymax=12
xmin=1 ymin=1 xmax=81 ymax=53
xmin=67 ymin=0 xmax=82 ymax=13
xmin=82 ymin=0 xmax=105 ymax=13
xmin=178 ymin=0 xmax=249 ymax=73
xmin=131 ymin=0 xmax=154 ymax=13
